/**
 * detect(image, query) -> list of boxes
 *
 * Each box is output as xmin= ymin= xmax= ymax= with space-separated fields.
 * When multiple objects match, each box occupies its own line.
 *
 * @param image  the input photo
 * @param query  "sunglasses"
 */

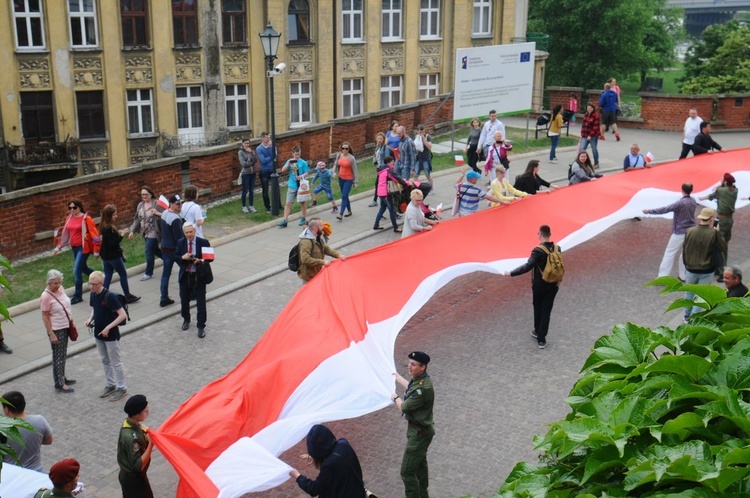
xmin=341 ymin=147 xmax=350 ymax=151
xmin=68 ymin=206 xmax=78 ymax=210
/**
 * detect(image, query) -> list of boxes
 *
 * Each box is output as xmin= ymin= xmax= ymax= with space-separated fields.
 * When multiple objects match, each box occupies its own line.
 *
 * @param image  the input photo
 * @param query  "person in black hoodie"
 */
xmin=290 ymin=424 xmax=366 ymax=498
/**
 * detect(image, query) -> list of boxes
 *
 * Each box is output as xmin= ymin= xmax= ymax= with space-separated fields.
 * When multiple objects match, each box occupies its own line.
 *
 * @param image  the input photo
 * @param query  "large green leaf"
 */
xmin=666 ymin=298 xmax=709 ymax=314
xmin=580 ymin=446 xmax=625 ymax=484
xmin=703 ymin=298 xmax=750 ymax=318
xmin=673 ymin=284 xmax=730 ymax=308
xmin=635 ymin=355 xmax=713 ymax=382
xmin=661 ymin=412 xmax=705 ymax=440
xmin=699 ymin=394 xmax=750 ymax=434
xmin=702 ymin=353 xmax=750 ymax=390
xmin=582 ymin=323 xmax=656 ymax=371
xmin=646 ymin=276 xmax=684 ymax=293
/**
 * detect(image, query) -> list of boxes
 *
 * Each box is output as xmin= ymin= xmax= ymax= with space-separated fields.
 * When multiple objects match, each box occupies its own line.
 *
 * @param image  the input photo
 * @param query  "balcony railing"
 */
xmin=7 ymin=138 xmax=80 ymax=167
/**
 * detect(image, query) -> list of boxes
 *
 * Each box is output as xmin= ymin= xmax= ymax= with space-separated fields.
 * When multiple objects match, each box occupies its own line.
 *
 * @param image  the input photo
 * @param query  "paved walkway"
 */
xmin=1 ymin=121 xmax=747 ymax=383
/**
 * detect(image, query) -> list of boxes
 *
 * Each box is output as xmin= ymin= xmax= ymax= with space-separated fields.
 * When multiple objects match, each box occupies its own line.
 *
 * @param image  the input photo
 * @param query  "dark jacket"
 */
xmin=692 ymin=133 xmax=722 ymax=155
xmin=99 ymin=225 xmax=124 ymax=260
xmin=296 ymin=425 xmax=366 ymax=498
xmin=683 ymin=224 xmax=727 ymax=273
xmin=510 ymin=241 xmax=560 ymax=287
xmin=513 ymin=174 xmax=551 ymax=195
xmin=175 ymin=236 xmax=213 ymax=284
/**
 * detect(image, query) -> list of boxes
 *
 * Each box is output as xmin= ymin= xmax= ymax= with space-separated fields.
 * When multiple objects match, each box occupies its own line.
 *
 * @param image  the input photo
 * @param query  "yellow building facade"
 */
xmin=0 ymin=0 xmax=539 ymax=190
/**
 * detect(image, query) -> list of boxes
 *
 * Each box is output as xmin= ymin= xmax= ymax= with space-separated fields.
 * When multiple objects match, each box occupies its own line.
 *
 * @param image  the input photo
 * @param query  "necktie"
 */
xmin=188 ymin=241 xmax=193 ymax=272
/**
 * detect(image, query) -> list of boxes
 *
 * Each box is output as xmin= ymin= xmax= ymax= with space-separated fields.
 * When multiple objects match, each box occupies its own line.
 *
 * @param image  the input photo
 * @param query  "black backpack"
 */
xmin=288 ymin=242 xmax=301 ymax=272
xmin=103 ymin=290 xmax=131 ymax=323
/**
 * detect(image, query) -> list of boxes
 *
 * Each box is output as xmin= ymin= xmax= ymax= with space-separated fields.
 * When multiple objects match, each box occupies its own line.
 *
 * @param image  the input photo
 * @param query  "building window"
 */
xmin=176 ymin=86 xmax=203 ymax=130
xmin=342 ymin=0 xmax=363 ymax=42
xmin=381 ymin=0 xmax=402 ymax=40
xmin=172 ymin=0 xmax=198 ymax=46
xmin=342 ymin=78 xmax=363 ymax=117
xmin=13 ymin=0 xmax=46 ymax=50
xmin=222 ymin=0 xmax=245 ymax=45
xmin=121 ymin=0 xmax=149 ymax=47
xmin=288 ymin=0 xmax=310 ymax=43
xmin=69 ymin=0 xmax=99 ymax=48
xmin=76 ymin=91 xmax=106 ymax=139
xmin=472 ymin=0 xmax=492 ymax=36
xmin=20 ymin=92 xmax=55 ymax=143
xmin=225 ymin=84 xmax=249 ymax=128
xmin=419 ymin=0 xmax=440 ymax=39
xmin=418 ymin=74 xmax=439 ymax=100
xmin=290 ymin=81 xmax=312 ymax=126
xmin=380 ymin=75 xmax=402 ymax=109
xmin=126 ymin=89 xmax=154 ymax=135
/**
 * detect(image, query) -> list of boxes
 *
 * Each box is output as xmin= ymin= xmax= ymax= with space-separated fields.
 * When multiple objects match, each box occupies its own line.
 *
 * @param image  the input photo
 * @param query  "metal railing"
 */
xmin=6 ymin=138 xmax=80 ymax=166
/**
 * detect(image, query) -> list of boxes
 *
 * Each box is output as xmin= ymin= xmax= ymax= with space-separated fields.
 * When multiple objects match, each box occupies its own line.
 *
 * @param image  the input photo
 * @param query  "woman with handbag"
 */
xmin=128 ymin=186 xmax=161 ymax=281
xmin=373 ymin=156 xmax=406 ymax=233
xmin=100 ymin=205 xmax=140 ymax=304
xmin=333 ymin=141 xmax=359 ymax=221
xmin=40 ymin=269 xmax=76 ymax=393
xmin=290 ymin=424 xmax=368 ymax=498
xmin=52 ymin=199 xmax=101 ymax=304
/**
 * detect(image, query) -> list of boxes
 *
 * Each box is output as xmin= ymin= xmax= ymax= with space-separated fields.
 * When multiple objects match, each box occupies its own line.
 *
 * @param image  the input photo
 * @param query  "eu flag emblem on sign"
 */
xmin=520 ymin=52 xmax=531 ymax=62
xmin=461 ymin=56 xmax=468 ymax=69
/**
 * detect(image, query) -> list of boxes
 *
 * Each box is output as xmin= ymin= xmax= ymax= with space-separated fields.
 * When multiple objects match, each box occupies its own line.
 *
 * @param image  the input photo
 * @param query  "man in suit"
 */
xmin=175 ymin=222 xmax=213 ymax=338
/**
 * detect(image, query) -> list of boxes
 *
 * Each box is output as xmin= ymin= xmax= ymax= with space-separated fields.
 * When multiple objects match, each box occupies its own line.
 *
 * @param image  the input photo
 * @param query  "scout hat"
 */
xmin=408 ymin=351 xmax=430 ymax=365
xmin=697 ymin=207 xmax=716 ymax=221
xmin=49 ymin=458 xmax=80 ymax=486
xmin=124 ymin=394 xmax=148 ymax=416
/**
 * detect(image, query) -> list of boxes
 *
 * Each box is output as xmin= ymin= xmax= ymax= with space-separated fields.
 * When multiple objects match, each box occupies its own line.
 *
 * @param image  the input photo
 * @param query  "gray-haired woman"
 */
xmin=40 ymin=270 xmax=75 ymax=393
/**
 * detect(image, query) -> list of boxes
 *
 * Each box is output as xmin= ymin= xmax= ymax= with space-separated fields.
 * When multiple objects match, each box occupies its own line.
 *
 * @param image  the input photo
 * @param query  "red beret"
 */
xmin=49 ymin=458 xmax=80 ymax=486
xmin=724 ymin=173 xmax=735 ymax=185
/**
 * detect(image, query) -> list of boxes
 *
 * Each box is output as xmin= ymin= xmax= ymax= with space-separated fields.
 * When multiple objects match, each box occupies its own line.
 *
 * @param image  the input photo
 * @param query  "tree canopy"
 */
xmin=528 ymin=0 xmax=681 ymax=90
xmin=680 ymin=21 xmax=750 ymax=94
xmin=495 ymin=278 xmax=750 ymax=497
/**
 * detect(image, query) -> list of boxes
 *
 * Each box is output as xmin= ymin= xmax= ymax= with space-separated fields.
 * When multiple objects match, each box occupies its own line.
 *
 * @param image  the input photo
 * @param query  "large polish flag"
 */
xmin=151 ymin=150 xmax=750 ymax=497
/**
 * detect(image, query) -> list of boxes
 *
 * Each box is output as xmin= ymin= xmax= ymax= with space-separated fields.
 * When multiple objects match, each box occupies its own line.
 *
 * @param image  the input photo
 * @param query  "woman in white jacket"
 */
xmin=402 ymin=189 xmax=437 ymax=238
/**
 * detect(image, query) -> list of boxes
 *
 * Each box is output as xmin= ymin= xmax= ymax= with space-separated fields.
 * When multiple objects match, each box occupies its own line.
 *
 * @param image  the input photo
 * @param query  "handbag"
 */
xmin=296 ymin=178 xmax=312 ymax=203
xmin=45 ymin=290 xmax=78 ymax=341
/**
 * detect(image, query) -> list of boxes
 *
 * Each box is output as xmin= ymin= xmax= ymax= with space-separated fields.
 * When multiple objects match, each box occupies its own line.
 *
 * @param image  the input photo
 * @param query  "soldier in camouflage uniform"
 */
xmin=392 ymin=351 xmax=435 ymax=498
xmin=117 ymin=394 xmax=153 ymax=498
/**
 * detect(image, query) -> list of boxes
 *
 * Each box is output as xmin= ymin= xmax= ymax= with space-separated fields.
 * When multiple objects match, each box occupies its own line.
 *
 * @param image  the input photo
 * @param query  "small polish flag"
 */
xmin=645 ymin=152 xmax=655 ymax=164
xmin=157 ymin=195 xmax=169 ymax=210
xmin=455 ymin=155 xmax=465 ymax=166
xmin=201 ymin=247 xmax=215 ymax=261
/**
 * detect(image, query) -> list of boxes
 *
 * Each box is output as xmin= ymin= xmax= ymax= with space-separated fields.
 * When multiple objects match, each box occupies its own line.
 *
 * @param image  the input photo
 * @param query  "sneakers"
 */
xmin=126 ymin=295 xmax=141 ymax=304
xmin=265 ymin=209 xmax=272 ymax=214
xmin=593 ymin=163 xmax=600 ymax=170
xmin=331 ymin=207 xmax=339 ymax=214
xmin=531 ymin=330 xmax=538 ymax=339
xmin=242 ymin=206 xmax=249 ymax=213
xmin=160 ymin=298 xmax=175 ymax=307
xmin=0 ymin=343 xmax=13 ymax=354
xmin=599 ymin=135 xmax=606 ymax=141
xmin=71 ymin=296 xmax=83 ymax=305
xmin=550 ymin=158 xmax=558 ymax=164
xmin=110 ymin=388 xmax=128 ymax=401
xmin=311 ymin=200 xmax=318 ymax=207
xmin=537 ymin=340 xmax=547 ymax=349
xmin=249 ymin=206 xmax=258 ymax=213
xmin=99 ymin=385 xmax=116 ymax=398
xmin=278 ymin=219 xmax=288 ymax=228
xmin=368 ymin=201 xmax=378 ymax=207
xmin=615 ymin=133 xmax=621 ymax=142
xmin=139 ymin=274 xmax=152 ymax=281
xmin=298 ymin=218 xmax=307 ymax=226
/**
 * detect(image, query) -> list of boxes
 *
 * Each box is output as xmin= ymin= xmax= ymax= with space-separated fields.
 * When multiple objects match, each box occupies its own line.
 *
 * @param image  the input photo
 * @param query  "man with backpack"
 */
xmin=296 ymin=219 xmax=345 ymax=282
xmin=85 ymin=271 xmax=128 ymax=401
xmin=504 ymin=225 xmax=563 ymax=349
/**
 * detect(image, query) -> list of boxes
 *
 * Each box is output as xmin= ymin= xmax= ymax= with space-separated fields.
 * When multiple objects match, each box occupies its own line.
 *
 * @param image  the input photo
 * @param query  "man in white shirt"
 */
xmin=477 ymin=109 xmax=507 ymax=157
xmin=679 ymin=108 xmax=702 ymax=159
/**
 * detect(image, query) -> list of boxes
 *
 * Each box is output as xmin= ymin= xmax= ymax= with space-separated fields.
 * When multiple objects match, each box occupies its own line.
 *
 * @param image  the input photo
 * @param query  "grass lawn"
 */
xmin=1 ymin=127 xmax=576 ymax=308
xmin=620 ymin=64 xmax=685 ymax=103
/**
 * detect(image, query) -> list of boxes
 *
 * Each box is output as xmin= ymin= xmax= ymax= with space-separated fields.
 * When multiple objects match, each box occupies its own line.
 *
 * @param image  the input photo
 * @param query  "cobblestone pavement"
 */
xmin=6 ymin=208 xmax=749 ymax=497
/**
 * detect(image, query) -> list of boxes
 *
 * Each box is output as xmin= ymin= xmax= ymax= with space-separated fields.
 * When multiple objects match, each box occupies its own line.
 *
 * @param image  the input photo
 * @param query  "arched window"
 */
xmin=288 ymin=0 xmax=310 ymax=43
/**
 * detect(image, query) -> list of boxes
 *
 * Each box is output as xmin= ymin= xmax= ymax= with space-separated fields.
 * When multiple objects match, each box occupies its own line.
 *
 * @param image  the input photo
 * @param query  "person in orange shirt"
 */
xmin=333 ymin=141 xmax=359 ymax=221
xmin=52 ymin=199 xmax=101 ymax=304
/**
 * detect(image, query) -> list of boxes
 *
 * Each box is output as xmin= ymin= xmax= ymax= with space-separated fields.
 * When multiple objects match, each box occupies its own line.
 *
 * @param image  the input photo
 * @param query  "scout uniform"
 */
xmin=117 ymin=419 xmax=153 ymax=498
xmin=707 ymin=175 xmax=737 ymax=278
xmin=400 ymin=359 xmax=435 ymax=498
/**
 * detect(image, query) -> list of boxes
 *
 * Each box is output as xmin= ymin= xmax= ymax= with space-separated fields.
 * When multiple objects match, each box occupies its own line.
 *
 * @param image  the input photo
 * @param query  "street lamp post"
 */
xmin=259 ymin=22 xmax=283 ymax=216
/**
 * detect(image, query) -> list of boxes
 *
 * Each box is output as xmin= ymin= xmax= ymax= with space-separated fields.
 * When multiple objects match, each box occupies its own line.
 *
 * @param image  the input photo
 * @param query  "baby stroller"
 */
xmin=392 ymin=181 xmax=441 ymax=220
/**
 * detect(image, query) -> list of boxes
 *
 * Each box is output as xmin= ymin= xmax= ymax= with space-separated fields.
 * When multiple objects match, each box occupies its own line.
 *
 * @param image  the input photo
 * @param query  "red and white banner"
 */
xmin=157 ymin=195 xmax=169 ymax=210
xmin=201 ymin=247 xmax=215 ymax=261
xmin=151 ymin=150 xmax=750 ymax=498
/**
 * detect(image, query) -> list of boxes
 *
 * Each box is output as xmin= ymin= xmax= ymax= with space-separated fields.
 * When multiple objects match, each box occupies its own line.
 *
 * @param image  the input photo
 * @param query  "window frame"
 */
xmin=381 ymin=0 xmax=402 ymax=41
xmin=418 ymin=73 xmax=440 ymax=100
xmin=472 ymin=0 xmax=492 ymax=37
xmin=172 ymin=0 xmax=199 ymax=47
xmin=76 ymin=90 xmax=106 ymax=139
xmin=13 ymin=0 xmax=47 ymax=50
xmin=289 ymin=81 xmax=312 ymax=127
xmin=342 ymin=78 xmax=363 ymax=118
xmin=224 ymin=84 xmax=249 ymax=129
xmin=342 ymin=0 xmax=363 ymax=43
xmin=380 ymin=75 xmax=403 ymax=109
xmin=20 ymin=91 xmax=55 ymax=143
xmin=287 ymin=0 xmax=311 ymax=44
xmin=120 ymin=0 xmax=150 ymax=48
xmin=221 ymin=0 xmax=246 ymax=46
xmin=68 ymin=0 xmax=100 ymax=49
xmin=419 ymin=0 xmax=441 ymax=40
xmin=176 ymin=85 xmax=204 ymax=131
xmin=126 ymin=88 xmax=154 ymax=136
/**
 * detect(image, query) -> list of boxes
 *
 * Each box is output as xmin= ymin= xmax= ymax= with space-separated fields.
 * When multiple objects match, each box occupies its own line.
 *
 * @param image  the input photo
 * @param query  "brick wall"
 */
xmin=716 ymin=94 xmax=750 ymax=129
xmin=0 ymin=96 xmax=455 ymax=261
xmin=640 ymin=94 xmax=715 ymax=131
xmin=548 ymin=87 xmax=583 ymax=115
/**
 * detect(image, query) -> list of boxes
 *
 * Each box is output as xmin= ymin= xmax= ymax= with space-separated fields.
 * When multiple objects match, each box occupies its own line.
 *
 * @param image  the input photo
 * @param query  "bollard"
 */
xmin=270 ymin=171 xmax=282 ymax=216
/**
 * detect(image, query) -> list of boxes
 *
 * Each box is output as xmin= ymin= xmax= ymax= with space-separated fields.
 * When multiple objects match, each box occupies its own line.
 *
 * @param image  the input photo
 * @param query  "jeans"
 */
xmin=160 ymin=250 xmax=178 ymax=302
xmin=338 ymin=178 xmax=354 ymax=215
xmin=532 ymin=283 xmax=559 ymax=341
xmin=96 ymin=339 xmax=126 ymax=390
xmin=580 ymin=136 xmax=599 ymax=164
xmin=658 ymin=233 xmax=686 ymax=281
xmin=374 ymin=195 xmax=399 ymax=229
xmin=259 ymin=170 xmax=273 ymax=211
xmin=398 ymin=165 xmax=412 ymax=180
xmin=72 ymin=246 xmax=94 ymax=300
xmin=103 ymin=257 xmax=132 ymax=297
xmin=241 ymin=172 xmax=256 ymax=208
xmin=549 ymin=135 xmax=560 ymax=160
xmin=144 ymin=237 xmax=158 ymax=277
xmin=684 ymin=271 xmax=714 ymax=318
xmin=415 ymin=158 xmax=432 ymax=179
